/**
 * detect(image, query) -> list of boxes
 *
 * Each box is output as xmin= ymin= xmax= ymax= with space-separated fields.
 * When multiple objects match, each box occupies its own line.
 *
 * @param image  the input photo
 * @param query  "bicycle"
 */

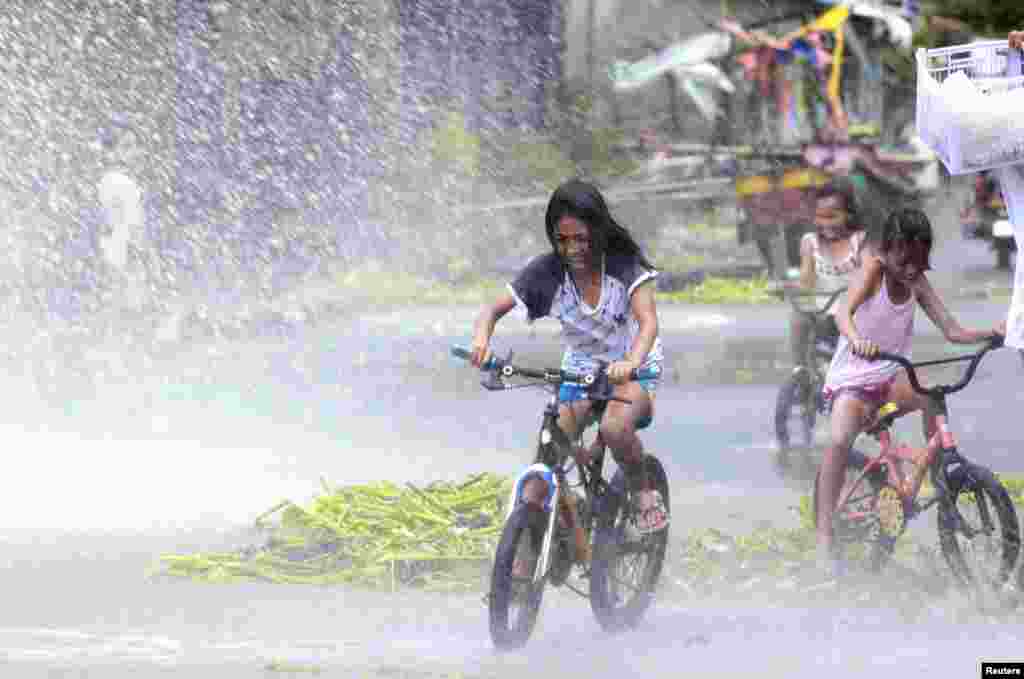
xmin=774 ymin=287 xmax=845 ymax=459
xmin=813 ymin=337 xmax=1022 ymax=603
xmin=450 ymin=345 xmax=670 ymax=649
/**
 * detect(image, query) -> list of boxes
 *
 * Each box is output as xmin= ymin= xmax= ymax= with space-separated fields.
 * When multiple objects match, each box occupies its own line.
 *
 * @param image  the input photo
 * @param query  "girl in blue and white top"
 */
xmin=470 ymin=179 xmax=667 ymax=534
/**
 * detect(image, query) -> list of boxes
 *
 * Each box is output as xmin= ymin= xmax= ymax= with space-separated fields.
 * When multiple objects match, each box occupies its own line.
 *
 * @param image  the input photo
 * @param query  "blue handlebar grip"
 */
xmin=633 ymin=365 xmax=661 ymax=381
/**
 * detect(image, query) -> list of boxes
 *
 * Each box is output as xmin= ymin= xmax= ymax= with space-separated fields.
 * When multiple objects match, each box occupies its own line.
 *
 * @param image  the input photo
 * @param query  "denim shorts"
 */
xmin=557 ymin=375 xmax=658 ymax=431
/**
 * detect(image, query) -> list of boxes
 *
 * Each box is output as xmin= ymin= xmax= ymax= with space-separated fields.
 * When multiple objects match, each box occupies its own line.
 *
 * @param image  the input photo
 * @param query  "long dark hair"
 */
xmin=873 ymin=206 xmax=934 ymax=271
xmin=544 ymin=179 xmax=653 ymax=269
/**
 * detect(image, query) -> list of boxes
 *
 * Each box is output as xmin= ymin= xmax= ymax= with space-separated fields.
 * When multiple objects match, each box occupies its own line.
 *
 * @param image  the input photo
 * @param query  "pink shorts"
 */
xmin=821 ymin=375 xmax=896 ymax=414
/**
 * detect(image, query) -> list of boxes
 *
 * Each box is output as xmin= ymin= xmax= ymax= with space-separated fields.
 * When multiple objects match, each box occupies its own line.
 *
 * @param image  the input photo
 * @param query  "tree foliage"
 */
xmin=928 ymin=0 xmax=1024 ymax=38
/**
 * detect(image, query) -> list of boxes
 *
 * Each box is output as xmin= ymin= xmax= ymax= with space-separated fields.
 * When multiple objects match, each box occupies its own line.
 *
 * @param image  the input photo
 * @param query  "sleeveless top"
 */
xmin=825 ymin=273 xmax=916 ymax=391
xmin=802 ymin=230 xmax=865 ymax=297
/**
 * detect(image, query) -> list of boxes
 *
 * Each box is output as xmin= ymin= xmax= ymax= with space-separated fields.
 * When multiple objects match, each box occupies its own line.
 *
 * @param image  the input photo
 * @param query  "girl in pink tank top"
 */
xmin=814 ymin=208 xmax=1004 ymax=578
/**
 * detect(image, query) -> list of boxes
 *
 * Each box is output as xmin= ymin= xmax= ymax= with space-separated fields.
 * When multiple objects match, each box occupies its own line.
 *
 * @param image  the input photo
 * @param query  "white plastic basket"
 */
xmin=916 ymin=40 xmax=1024 ymax=175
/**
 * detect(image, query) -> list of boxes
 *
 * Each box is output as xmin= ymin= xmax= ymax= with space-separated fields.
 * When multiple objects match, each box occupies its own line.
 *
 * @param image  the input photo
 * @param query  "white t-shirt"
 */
xmin=994 ymin=165 xmax=1024 ymax=350
xmin=97 ymin=169 xmax=144 ymax=273
xmin=508 ymin=253 xmax=664 ymax=372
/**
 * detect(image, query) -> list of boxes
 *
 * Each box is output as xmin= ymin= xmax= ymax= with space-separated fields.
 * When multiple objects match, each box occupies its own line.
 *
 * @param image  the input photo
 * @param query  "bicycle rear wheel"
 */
xmin=938 ymin=463 xmax=1021 ymax=607
xmin=488 ymin=503 xmax=546 ymax=650
xmin=589 ymin=454 xmax=670 ymax=633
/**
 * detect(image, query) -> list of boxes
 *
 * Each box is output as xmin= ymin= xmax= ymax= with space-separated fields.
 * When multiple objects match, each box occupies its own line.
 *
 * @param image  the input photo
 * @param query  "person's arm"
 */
xmin=470 ymin=294 xmax=517 ymax=367
xmin=608 ymin=280 xmax=659 ymax=383
xmin=836 ymin=254 xmax=883 ymax=357
xmin=914 ymin=274 xmax=997 ymax=344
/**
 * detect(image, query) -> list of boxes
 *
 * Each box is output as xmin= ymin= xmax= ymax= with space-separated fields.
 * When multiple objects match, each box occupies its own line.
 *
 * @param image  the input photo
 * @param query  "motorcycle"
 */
xmin=961 ymin=171 xmax=1017 ymax=270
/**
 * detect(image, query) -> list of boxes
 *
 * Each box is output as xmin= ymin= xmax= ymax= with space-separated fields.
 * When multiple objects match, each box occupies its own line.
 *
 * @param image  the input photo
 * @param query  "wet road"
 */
xmin=1 ymin=183 xmax=1022 ymax=676
xmin=1 ymin=291 xmax=1022 ymax=676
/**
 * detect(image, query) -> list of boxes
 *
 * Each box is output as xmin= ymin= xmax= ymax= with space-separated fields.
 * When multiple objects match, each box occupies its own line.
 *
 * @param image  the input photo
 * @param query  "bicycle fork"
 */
xmin=507 ymin=463 xmax=562 ymax=585
xmin=925 ymin=417 xmax=988 ymax=540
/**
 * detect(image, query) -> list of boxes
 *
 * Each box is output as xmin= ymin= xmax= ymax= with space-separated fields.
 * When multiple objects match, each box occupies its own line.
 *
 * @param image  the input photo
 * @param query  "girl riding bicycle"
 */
xmin=815 ymin=207 xmax=1003 ymax=577
xmin=469 ymin=178 xmax=668 ymax=534
xmin=790 ymin=181 xmax=866 ymax=371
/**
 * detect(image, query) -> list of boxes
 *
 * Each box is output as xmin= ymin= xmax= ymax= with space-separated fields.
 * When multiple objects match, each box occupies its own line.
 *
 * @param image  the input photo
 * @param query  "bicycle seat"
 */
xmin=864 ymin=401 xmax=900 ymax=436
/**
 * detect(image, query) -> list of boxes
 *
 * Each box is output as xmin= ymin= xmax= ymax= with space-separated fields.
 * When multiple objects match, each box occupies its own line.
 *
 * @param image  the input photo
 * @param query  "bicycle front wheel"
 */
xmin=774 ymin=370 xmax=817 ymax=453
xmin=488 ymin=503 xmax=547 ymax=650
xmin=589 ymin=454 xmax=670 ymax=633
xmin=938 ymin=463 xmax=1021 ymax=606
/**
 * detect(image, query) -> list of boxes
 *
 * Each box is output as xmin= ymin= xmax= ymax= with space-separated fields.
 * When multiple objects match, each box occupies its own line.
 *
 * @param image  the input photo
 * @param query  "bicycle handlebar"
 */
xmin=874 ymin=335 xmax=1004 ymax=397
xmin=776 ymin=287 xmax=846 ymax=317
xmin=450 ymin=345 xmax=661 ymax=385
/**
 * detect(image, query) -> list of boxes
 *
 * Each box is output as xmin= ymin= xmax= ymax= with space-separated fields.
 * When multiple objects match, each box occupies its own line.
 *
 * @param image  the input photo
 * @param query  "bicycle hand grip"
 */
xmin=450 ymin=344 xmax=498 ymax=371
xmin=631 ymin=365 xmax=661 ymax=381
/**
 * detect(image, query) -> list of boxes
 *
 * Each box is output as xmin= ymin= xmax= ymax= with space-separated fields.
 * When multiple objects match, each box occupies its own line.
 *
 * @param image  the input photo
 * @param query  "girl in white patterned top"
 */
xmin=789 ymin=182 xmax=866 ymax=369
xmin=469 ymin=179 xmax=667 ymax=535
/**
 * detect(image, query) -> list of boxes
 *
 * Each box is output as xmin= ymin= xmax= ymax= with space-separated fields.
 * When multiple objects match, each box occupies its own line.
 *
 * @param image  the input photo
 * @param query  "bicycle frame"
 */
xmin=509 ymin=392 xmax=615 ymax=585
xmin=453 ymin=346 xmax=657 ymax=587
xmin=839 ymin=404 xmax=956 ymax=524
xmin=835 ymin=337 xmax=1005 ymax=536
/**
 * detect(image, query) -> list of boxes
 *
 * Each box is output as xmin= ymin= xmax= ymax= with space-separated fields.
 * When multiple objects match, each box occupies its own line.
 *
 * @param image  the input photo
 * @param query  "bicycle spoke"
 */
xmin=610 ymin=551 xmax=649 ymax=602
xmin=952 ymin=493 xmax=1010 ymax=590
xmin=600 ymin=513 xmax=659 ymax=606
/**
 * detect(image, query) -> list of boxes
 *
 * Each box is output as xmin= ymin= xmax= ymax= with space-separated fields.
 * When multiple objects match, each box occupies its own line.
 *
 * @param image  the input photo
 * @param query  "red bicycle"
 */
xmin=814 ymin=337 xmax=1022 ymax=601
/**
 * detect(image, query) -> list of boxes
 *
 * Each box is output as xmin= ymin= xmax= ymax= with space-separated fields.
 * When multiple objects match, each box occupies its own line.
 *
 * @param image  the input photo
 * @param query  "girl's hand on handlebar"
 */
xmin=957 ymin=325 xmax=1006 ymax=344
xmin=608 ymin=357 xmax=641 ymax=384
xmin=469 ymin=338 xmax=492 ymax=369
xmin=852 ymin=337 xmax=879 ymax=359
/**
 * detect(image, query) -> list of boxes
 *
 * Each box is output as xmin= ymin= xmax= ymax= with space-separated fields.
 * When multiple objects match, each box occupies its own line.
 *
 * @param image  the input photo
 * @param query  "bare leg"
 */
xmin=599 ymin=383 xmax=666 ymax=531
xmin=599 ymin=381 xmax=653 ymax=489
xmin=881 ymin=373 xmax=936 ymax=492
xmin=817 ymin=393 xmax=874 ymax=553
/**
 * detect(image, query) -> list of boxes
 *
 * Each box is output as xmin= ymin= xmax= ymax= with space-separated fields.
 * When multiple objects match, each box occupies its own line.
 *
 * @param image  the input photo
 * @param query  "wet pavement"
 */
xmin=1 ymin=186 xmax=1023 ymax=676
xmin=1 ymin=291 xmax=1023 ymax=676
